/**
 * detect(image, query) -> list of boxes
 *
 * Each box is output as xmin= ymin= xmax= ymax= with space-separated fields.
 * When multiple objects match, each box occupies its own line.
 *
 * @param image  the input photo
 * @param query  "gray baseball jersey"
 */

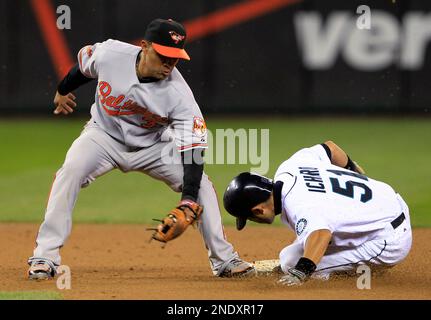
xmin=29 ymin=39 xmax=240 ymax=275
xmin=78 ymin=39 xmax=208 ymax=150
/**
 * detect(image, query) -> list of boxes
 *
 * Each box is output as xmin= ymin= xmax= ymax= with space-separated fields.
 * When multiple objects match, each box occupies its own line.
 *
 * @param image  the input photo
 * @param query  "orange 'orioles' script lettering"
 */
xmin=98 ymin=81 xmax=168 ymax=128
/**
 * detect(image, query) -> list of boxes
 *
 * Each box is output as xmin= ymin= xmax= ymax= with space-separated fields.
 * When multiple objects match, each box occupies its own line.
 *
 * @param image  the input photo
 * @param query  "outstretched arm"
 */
xmin=148 ymin=148 xmax=205 ymax=244
xmin=322 ymin=140 xmax=365 ymax=174
xmin=181 ymin=148 xmax=204 ymax=203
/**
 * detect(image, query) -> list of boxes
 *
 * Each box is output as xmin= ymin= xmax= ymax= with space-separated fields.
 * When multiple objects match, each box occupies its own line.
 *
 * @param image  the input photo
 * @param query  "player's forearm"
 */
xmin=322 ymin=140 xmax=348 ymax=167
xmin=57 ymin=63 xmax=94 ymax=95
xmin=302 ymin=229 xmax=332 ymax=265
xmin=181 ymin=149 xmax=204 ymax=202
xmin=323 ymin=141 xmax=365 ymax=174
xmin=285 ymin=229 xmax=331 ymax=280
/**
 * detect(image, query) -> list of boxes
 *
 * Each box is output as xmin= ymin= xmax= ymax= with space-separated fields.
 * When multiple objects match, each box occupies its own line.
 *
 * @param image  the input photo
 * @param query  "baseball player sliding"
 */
xmin=28 ymin=18 xmax=255 ymax=280
xmin=223 ymin=141 xmax=412 ymax=285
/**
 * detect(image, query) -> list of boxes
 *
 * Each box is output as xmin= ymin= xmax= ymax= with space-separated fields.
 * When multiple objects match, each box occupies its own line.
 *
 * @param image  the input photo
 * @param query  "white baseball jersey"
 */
xmin=274 ymin=144 xmax=402 ymax=248
xmin=77 ymin=39 xmax=208 ymax=151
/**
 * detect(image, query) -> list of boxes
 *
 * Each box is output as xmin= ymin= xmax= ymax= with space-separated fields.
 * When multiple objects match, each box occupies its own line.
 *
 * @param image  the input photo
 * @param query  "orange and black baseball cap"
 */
xmin=144 ymin=18 xmax=190 ymax=60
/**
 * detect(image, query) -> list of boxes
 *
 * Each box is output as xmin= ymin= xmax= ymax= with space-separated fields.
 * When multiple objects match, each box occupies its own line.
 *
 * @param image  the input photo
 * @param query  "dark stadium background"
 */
xmin=1 ymin=0 xmax=430 ymax=115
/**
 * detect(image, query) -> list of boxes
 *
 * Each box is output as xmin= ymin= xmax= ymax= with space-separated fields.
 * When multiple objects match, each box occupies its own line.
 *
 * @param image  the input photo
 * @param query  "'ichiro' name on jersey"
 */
xmin=299 ymin=167 xmax=326 ymax=193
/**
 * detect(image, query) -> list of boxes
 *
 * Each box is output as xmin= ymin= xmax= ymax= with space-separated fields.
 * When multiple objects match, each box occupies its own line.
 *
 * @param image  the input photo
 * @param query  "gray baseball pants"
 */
xmin=30 ymin=121 xmax=239 ymax=275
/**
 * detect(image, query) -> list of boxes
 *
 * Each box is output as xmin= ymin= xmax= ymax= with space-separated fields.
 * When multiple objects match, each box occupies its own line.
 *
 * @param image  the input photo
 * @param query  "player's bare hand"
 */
xmin=53 ymin=91 xmax=77 ymax=115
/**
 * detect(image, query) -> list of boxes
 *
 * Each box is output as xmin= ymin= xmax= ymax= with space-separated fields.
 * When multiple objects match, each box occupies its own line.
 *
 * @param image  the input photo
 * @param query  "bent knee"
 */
xmin=61 ymin=161 xmax=89 ymax=176
xmin=58 ymin=162 xmax=93 ymax=187
xmin=165 ymin=172 xmax=212 ymax=194
xmin=169 ymin=182 xmax=182 ymax=193
xmin=198 ymin=173 xmax=213 ymax=189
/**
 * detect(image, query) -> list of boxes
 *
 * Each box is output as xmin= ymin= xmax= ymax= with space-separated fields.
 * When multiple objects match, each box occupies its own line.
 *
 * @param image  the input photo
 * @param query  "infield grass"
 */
xmin=0 ymin=117 xmax=430 ymax=227
xmin=0 ymin=291 xmax=63 ymax=300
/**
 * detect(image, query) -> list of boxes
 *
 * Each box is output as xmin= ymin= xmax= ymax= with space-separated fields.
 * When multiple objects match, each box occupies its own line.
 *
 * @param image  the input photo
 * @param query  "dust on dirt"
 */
xmin=0 ymin=224 xmax=430 ymax=299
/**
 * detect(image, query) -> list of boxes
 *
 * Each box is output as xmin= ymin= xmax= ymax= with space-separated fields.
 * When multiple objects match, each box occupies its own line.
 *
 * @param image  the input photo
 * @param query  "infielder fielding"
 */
xmin=223 ymin=141 xmax=412 ymax=285
xmin=28 ymin=18 xmax=255 ymax=280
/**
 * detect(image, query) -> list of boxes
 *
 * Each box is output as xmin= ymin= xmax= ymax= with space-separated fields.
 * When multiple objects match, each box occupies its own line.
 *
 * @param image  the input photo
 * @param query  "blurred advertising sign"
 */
xmin=295 ymin=10 xmax=431 ymax=71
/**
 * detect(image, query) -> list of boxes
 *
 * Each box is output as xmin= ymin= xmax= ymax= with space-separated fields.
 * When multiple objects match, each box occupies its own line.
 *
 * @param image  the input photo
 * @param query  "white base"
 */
xmin=252 ymin=259 xmax=281 ymax=274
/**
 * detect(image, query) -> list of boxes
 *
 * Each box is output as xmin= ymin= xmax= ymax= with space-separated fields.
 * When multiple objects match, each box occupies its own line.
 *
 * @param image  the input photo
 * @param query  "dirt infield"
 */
xmin=0 ymin=223 xmax=430 ymax=300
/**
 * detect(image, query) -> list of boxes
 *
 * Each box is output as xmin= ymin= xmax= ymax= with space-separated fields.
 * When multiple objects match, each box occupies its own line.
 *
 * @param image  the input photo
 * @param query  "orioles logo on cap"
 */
xmin=169 ymin=31 xmax=185 ymax=44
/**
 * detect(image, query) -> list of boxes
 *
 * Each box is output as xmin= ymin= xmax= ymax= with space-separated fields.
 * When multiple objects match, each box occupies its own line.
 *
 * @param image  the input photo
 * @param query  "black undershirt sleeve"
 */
xmin=57 ymin=63 xmax=94 ymax=95
xmin=321 ymin=143 xmax=332 ymax=160
xmin=181 ymin=148 xmax=204 ymax=202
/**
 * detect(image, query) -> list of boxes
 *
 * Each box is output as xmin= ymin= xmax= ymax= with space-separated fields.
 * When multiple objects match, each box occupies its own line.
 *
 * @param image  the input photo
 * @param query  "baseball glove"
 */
xmin=149 ymin=200 xmax=203 ymax=243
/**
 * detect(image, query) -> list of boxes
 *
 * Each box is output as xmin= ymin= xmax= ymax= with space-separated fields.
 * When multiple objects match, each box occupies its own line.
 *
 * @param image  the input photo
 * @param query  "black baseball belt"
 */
xmin=391 ymin=212 xmax=406 ymax=229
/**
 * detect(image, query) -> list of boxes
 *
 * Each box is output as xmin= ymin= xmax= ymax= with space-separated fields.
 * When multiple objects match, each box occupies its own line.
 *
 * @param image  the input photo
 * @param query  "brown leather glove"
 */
xmin=150 ymin=200 xmax=203 ymax=243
